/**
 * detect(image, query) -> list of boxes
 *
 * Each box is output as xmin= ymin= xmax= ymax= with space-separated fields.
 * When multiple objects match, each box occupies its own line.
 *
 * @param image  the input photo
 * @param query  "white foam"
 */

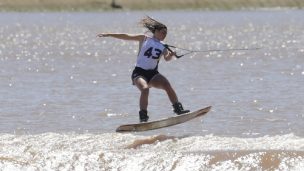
xmin=0 ymin=133 xmax=303 ymax=171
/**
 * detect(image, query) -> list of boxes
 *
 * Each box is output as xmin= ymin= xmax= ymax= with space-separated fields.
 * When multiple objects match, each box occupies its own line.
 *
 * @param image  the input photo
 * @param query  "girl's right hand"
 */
xmin=97 ymin=33 xmax=109 ymax=37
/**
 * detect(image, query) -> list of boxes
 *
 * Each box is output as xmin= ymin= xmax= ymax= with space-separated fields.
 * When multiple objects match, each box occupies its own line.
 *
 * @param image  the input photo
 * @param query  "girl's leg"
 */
xmin=149 ymin=74 xmax=189 ymax=114
xmin=133 ymin=77 xmax=150 ymax=122
xmin=134 ymin=77 xmax=149 ymax=110
xmin=149 ymin=74 xmax=178 ymax=104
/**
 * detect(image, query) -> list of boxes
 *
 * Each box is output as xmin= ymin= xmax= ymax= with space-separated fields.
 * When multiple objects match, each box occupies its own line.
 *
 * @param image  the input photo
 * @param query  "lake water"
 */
xmin=0 ymin=10 xmax=303 ymax=170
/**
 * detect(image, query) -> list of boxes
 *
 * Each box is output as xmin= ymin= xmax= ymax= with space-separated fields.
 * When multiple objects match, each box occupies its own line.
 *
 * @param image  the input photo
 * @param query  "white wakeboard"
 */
xmin=116 ymin=106 xmax=211 ymax=132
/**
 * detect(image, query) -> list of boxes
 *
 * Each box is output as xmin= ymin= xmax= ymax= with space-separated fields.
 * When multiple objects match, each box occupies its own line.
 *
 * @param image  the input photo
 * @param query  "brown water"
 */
xmin=0 ymin=10 xmax=303 ymax=170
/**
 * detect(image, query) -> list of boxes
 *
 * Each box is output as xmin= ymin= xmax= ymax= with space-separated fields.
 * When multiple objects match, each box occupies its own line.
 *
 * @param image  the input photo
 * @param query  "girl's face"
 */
xmin=154 ymin=28 xmax=167 ymax=41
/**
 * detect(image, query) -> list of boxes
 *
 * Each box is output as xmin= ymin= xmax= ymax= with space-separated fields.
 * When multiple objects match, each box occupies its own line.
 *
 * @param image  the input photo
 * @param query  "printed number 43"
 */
xmin=144 ymin=47 xmax=162 ymax=59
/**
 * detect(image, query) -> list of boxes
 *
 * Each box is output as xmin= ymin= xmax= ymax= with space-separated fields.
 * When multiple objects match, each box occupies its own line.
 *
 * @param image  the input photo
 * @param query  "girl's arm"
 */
xmin=97 ymin=33 xmax=145 ymax=42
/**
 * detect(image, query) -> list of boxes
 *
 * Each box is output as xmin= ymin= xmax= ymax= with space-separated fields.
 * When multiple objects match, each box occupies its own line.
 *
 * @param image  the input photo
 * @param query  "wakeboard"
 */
xmin=116 ymin=106 xmax=211 ymax=132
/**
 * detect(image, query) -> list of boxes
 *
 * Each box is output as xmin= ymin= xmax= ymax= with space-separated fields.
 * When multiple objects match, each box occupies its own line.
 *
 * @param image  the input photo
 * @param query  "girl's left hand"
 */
xmin=169 ymin=51 xmax=177 ymax=57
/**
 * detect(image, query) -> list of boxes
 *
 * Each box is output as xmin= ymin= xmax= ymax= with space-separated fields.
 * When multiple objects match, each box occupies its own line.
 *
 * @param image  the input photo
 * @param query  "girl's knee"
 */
xmin=141 ymin=87 xmax=149 ymax=94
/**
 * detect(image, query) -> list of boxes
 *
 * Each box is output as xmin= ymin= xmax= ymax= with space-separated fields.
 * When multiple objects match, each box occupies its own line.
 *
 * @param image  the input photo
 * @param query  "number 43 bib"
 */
xmin=136 ymin=36 xmax=165 ymax=70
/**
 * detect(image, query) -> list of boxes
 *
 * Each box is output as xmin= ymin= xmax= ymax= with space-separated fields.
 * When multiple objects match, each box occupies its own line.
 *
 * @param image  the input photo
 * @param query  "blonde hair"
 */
xmin=139 ymin=16 xmax=167 ymax=33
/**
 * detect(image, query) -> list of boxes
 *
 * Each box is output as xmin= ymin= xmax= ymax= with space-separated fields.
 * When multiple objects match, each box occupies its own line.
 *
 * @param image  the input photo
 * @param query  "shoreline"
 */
xmin=0 ymin=0 xmax=303 ymax=12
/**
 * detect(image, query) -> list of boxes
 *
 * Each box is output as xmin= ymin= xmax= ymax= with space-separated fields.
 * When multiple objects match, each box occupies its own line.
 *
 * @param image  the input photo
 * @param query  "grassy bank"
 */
xmin=0 ymin=0 xmax=303 ymax=11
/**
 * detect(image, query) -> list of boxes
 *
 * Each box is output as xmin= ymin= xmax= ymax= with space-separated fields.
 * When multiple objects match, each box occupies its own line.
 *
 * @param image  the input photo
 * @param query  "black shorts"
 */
xmin=131 ymin=67 xmax=159 ymax=84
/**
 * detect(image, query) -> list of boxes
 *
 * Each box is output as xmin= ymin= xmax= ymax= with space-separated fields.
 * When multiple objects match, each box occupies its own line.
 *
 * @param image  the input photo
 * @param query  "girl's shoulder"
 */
xmin=140 ymin=35 xmax=152 ymax=43
xmin=144 ymin=35 xmax=152 ymax=40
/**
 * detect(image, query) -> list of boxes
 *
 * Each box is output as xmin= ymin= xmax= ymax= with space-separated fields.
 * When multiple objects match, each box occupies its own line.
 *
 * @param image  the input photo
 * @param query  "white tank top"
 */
xmin=136 ymin=36 xmax=165 ymax=70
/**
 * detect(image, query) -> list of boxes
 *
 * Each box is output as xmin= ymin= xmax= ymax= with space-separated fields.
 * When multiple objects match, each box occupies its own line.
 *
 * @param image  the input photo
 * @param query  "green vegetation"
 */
xmin=0 ymin=0 xmax=303 ymax=11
